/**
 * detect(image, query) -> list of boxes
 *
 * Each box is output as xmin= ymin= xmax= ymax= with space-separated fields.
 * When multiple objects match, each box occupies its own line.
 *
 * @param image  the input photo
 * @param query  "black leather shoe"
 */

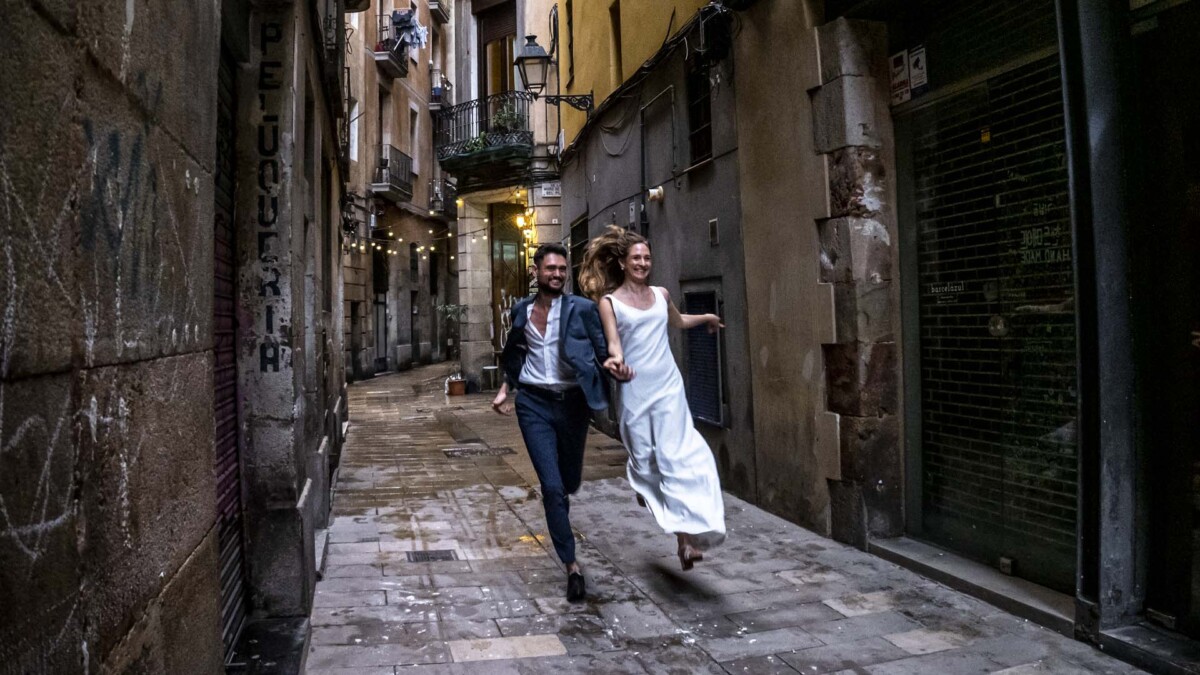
xmin=566 ymin=572 xmax=586 ymax=603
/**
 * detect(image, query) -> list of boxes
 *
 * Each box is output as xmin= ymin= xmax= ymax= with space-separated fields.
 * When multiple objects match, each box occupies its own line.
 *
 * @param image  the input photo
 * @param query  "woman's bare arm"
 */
xmin=661 ymin=287 xmax=724 ymax=332
xmin=599 ymin=297 xmax=625 ymax=360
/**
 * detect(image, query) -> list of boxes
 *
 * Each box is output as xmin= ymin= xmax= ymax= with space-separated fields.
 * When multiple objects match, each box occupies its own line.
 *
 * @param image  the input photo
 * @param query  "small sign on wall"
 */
xmin=541 ymin=181 xmax=562 ymax=198
xmin=891 ymin=45 xmax=929 ymax=105
xmin=909 ymin=45 xmax=928 ymax=97
xmin=890 ymin=50 xmax=911 ymax=105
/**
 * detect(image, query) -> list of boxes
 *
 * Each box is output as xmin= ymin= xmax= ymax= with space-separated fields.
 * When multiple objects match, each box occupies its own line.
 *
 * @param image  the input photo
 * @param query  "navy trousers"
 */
xmin=515 ymin=387 xmax=591 ymax=565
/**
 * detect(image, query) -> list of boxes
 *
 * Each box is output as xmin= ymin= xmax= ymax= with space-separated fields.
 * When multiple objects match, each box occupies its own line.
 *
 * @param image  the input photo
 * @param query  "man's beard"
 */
xmin=539 ymin=279 xmax=565 ymax=296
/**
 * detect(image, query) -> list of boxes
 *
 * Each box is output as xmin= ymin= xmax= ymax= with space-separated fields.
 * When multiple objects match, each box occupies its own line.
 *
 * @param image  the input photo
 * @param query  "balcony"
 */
xmin=371 ymin=145 xmax=414 ymax=204
xmin=373 ymin=14 xmax=409 ymax=79
xmin=430 ymin=68 xmax=452 ymax=110
xmin=435 ymin=91 xmax=534 ymax=193
xmin=428 ymin=179 xmax=458 ymax=219
xmin=430 ymin=0 xmax=451 ymax=24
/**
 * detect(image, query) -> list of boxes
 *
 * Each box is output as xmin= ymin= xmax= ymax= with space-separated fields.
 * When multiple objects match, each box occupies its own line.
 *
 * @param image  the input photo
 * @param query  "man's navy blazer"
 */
xmin=500 ymin=294 xmax=611 ymax=411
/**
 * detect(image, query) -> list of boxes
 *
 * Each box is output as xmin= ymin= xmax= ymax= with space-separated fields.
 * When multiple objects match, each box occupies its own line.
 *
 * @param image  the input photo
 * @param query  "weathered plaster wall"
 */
xmin=0 ymin=0 xmax=223 ymax=670
xmin=732 ymin=0 xmax=843 ymax=535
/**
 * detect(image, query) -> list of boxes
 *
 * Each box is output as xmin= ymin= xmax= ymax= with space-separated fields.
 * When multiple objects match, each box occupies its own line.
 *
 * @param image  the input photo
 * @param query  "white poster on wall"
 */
xmin=909 ymin=45 xmax=928 ymax=97
xmin=890 ymin=50 xmax=911 ymax=106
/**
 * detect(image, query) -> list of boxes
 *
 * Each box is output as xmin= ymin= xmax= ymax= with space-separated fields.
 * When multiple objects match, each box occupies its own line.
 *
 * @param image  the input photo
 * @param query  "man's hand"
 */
xmin=492 ymin=386 xmax=515 ymax=415
xmin=603 ymin=356 xmax=635 ymax=382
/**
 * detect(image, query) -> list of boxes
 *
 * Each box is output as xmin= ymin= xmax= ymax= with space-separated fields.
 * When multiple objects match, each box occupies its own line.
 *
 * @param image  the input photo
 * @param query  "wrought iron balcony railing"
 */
xmin=372 ymin=144 xmax=414 ymax=203
xmin=373 ymin=13 xmax=409 ymax=79
xmin=434 ymin=91 xmax=534 ymax=163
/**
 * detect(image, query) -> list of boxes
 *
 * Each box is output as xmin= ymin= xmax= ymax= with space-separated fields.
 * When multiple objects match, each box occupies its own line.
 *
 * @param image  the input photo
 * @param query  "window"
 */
xmin=409 ymin=107 xmax=420 ymax=176
xmin=566 ymin=0 xmax=575 ymax=85
xmin=569 ymin=215 xmax=588 ymax=293
xmin=429 ymin=251 xmax=439 ymax=295
xmin=682 ymin=285 xmax=724 ymax=426
xmin=409 ymin=242 xmax=419 ymax=283
xmin=608 ymin=1 xmax=623 ymax=89
xmin=349 ymin=101 xmax=360 ymax=162
xmin=685 ymin=55 xmax=713 ymax=165
xmin=478 ymin=2 xmax=516 ymax=98
xmin=378 ymin=86 xmax=390 ymax=145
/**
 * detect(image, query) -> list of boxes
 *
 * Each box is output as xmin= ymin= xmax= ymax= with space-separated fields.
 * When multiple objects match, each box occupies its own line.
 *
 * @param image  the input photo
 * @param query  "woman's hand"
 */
xmin=705 ymin=314 xmax=725 ymax=334
xmin=604 ymin=356 xmax=636 ymax=382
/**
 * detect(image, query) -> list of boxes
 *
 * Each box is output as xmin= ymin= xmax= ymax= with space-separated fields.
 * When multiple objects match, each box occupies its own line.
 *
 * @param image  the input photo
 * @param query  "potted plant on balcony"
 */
xmin=491 ymin=103 xmax=521 ymax=133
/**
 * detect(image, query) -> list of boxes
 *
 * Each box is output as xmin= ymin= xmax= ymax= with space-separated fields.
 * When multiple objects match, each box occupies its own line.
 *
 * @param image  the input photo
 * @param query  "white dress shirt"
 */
xmin=519 ymin=297 xmax=577 ymax=391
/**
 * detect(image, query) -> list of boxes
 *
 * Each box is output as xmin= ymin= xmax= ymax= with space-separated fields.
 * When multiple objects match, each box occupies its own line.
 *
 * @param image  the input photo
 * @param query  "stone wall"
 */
xmin=0 ymin=0 xmax=224 ymax=670
xmin=812 ymin=18 xmax=903 ymax=546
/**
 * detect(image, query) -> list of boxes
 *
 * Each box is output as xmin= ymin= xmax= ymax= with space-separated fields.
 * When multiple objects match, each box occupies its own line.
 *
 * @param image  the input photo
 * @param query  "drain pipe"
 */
xmin=1055 ymin=0 xmax=1141 ymax=635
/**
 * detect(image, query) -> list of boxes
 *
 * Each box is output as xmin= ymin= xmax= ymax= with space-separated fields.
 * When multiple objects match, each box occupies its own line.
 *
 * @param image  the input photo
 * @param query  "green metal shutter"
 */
xmin=911 ymin=54 xmax=1078 ymax=592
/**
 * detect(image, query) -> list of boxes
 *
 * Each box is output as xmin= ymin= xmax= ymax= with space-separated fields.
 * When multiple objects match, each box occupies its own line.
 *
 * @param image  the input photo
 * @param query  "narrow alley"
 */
xmin=307 ymin=365 xmax=1141 ymax=674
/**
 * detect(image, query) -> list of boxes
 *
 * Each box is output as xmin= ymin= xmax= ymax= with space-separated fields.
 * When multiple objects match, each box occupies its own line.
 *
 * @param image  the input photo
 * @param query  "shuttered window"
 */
xmin=683 ymin=288 xmax=723 ymax=426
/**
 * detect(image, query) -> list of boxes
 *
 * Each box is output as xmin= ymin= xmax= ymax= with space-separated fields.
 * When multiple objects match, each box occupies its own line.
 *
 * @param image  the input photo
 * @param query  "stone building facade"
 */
xmin=442 ymin=0 xmax=564 ymax=384
xmin=0 ymin=0 xmax=350 ymax=670
xmin=343 ymin=1 xmax=456 ymax=380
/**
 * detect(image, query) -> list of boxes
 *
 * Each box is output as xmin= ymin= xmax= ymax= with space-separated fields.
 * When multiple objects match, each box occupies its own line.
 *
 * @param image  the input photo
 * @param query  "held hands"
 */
xmin=603 ymin=356 xmax=636 ymax=382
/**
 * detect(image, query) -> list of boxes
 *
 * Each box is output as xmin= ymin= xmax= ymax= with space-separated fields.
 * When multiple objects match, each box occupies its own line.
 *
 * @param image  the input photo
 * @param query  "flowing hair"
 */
xmin=577 ymin=225 xmax=650 ymax=301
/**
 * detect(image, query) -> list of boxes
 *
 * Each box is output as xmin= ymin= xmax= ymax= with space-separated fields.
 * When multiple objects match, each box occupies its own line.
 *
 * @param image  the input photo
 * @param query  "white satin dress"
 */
xmin=607 ymin=288 xmax=726 ymax=550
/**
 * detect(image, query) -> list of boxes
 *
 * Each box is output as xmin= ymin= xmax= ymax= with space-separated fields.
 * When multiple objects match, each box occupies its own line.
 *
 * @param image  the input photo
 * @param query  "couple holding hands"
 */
xmin=493 ymin=227 xmax=725 ymax=602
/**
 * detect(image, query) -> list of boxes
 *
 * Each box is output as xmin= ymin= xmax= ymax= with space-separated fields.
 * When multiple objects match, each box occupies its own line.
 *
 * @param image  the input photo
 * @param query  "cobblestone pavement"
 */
xmin=307 ymin=364 xmax=1142 ymax=674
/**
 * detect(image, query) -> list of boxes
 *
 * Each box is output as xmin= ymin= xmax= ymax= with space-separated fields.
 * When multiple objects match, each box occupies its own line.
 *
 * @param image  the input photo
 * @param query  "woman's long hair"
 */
xmin=577 ymin=225 xmax=650 ymax=301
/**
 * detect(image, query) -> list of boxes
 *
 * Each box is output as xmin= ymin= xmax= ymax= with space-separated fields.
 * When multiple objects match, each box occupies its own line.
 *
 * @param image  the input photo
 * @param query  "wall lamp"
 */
xmin=514 ymin=35 xmax=594 ymax=113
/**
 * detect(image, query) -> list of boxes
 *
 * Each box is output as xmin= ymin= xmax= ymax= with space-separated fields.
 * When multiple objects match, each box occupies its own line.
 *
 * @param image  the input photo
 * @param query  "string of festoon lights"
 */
xmin=347 ymin=188 xmax=543 ymax=263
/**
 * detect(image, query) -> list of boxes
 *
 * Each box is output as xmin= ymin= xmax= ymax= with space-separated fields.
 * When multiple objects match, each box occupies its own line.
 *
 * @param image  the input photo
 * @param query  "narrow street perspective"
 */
xmin=307 ymin=365 xmax=1141 ymax=674
xmin=5 ymin=0 xmax=1200 ymax=672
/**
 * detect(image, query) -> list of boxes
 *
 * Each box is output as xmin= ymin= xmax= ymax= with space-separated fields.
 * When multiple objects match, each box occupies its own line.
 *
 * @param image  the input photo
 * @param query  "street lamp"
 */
xmin=515 ymin=35 xmax=551 ymax=97
xmin=514 ymin=34 xmax=594 ymax=113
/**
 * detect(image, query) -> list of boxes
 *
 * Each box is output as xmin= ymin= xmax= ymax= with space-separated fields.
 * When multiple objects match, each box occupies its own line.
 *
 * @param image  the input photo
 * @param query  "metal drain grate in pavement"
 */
xmin=406 ymin=550 xmax=458 ymax=563
xmin=442 ymin=447 xmax=516 ymax=458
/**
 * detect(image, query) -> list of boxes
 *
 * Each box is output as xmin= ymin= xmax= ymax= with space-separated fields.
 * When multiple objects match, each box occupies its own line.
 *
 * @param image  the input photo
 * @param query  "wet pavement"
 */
xmin=307 ymin=364 xmax=1142 ymax=674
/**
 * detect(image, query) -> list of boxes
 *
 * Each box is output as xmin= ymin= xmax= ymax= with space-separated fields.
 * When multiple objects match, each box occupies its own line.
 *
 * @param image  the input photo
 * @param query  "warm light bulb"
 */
xmin=516 ymin=215 xmax=526 ymax=227
xmin=389 ymin=231 xmax=395 ymax=237
xmin=430 ymin=246 xmax=436 ymax=252
xmin=450 ymin=255 xmax=455 ymax=260
xmin=472 ymin=237 xmax=477 ymax=243
xmin=398 ymin=238 xmax=403 ymax=242
xmin=456 ymin=198 xmax=464 ymax=206
xmin=428 ymin=229 xmax=433 ymax=234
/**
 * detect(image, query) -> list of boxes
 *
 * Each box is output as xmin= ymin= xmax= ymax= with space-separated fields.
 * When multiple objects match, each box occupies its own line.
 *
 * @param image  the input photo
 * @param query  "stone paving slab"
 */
xmin=307 ymin=364 xmax=1145 ymax=674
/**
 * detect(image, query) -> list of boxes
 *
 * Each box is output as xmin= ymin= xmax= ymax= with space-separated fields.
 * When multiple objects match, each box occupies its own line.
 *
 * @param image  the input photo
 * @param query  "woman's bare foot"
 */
xmin=676 ymin=533 xmax=703 ymax=571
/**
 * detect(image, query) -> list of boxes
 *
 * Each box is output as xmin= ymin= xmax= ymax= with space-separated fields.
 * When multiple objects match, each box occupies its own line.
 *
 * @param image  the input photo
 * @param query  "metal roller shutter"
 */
xmin=911 ymin=53 xmax=1078 ymax=592
xmin=214 ymin=48 xmax=248 ymax=660
xmin=684 ymin=289 xmax=723 ymax=426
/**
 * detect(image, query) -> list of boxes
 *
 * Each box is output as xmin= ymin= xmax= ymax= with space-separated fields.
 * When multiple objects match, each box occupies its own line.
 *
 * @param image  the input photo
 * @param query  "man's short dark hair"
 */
xmin=533 ymin=242 xmax=569 ymax=267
